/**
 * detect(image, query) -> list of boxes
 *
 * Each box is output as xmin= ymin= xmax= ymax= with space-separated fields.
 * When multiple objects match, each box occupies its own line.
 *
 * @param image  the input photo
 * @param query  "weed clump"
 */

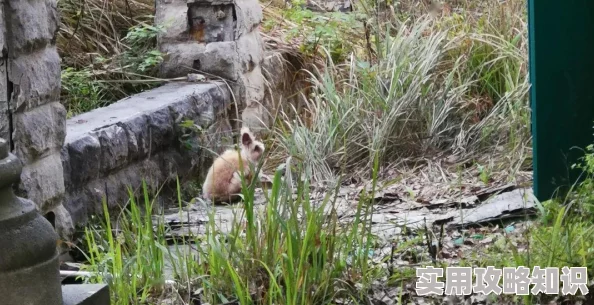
xmin=79 ymin=160 xmax=385 ymax=305
xmin=57 ymin=0 xmax=164 ymax=117
xmin=269 ymin=0 xmax=530 ymax=183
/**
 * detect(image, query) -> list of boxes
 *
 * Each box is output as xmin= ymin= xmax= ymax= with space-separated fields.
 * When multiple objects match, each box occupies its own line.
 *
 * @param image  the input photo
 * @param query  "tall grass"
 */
xmin=270 ymin=0 xmax=531 ymax=183
xmin=78 ymin=156 xmax=386 ymax=304
xmin=80 ymin=182 xmax=169 ymax=304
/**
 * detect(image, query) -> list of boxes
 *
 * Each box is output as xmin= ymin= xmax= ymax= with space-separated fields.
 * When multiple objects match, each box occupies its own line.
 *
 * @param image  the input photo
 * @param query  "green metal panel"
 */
xmin=529 ymin=0 xmax=594 ymax=201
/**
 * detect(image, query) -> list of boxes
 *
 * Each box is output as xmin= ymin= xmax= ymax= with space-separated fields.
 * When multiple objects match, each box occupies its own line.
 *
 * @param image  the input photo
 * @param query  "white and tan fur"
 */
xmin=202 ymin=127 xmax=265 ymax=203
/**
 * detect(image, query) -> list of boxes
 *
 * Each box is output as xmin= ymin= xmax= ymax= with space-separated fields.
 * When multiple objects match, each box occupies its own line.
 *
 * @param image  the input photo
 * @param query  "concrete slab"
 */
xmin=62 ymin=284 xmax=110 ymax=305
xmin=65 ymin=81 xmax=228 ymax=143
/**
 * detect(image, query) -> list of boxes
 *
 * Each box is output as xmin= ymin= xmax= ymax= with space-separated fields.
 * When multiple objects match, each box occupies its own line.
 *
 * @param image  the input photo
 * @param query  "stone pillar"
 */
xmin=155 ymin=0 xmax=269 ymax=135
xmin=3 ymin=0 xmax=71 ymax=243
xmin=0 ymin=138 xmax=63 ymax=305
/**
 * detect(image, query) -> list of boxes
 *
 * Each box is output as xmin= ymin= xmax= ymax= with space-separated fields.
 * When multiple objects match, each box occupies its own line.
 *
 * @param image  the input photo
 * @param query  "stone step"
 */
xmin=62 ymin=284 xmax=110 ymax=305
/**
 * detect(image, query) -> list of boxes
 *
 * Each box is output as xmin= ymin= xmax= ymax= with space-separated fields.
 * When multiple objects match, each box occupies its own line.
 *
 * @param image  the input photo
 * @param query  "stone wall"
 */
xmin=61 ymin=81 xmax=232 ymax=229
xmin=0 ymin=0 xmax=293 ymax=247
xmin=2 ymin=0 xmax=68 ymax=230
xmin=155 ymin=0 xmax=269 ymax=136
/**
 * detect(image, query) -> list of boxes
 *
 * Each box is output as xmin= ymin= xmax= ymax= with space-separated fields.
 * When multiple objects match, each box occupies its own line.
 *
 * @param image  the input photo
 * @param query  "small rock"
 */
xmin=187 ymin=73 xmax=207 ymax=82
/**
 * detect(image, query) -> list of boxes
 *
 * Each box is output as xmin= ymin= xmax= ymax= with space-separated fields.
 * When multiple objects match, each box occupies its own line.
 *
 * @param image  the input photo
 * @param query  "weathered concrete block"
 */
xmin=156 ymin=0 xmax=264 ymax=80
xmin=8 ymin=46 xmax=61 ymax=111
xmin=234 ymin=0 xmax=263 ymax=38
xmin=197 ymin=41 xmax=240 ymax=80
xmin=155 ymin=0 xmax=190 ymax=44
xmin=187 ymin=2 xmax=235 ymax=43
xmin=51 ymin=203 xmax=74 ymax=251
xmin=19 ymin=153 xmax=65 ymax=213
xmin=5 ymin=0 xmax=58 ymax=54
xmin=64 ymin=82 xmax=227 ymax=149
xmin=160 ymin=41 xmax=240 ymax=80
xmin=155 ymin=0 xmax=266 ymax=136
xmin=62 ymin=283 xmax=110 ymax=305
xmin=147 ymin=107 xmax=175 ymax=151
xmin=13 ymin=102 xmax=66 ymax=163
xmin=118 ymin=114 xmax=150 ymax=162
xmin=241 ymin=64 xmax=265 ymax=104
xmin=185 ymin=0 xmax=262 ymax=38
xmin=62 ymin=82 xmax=232 ymax=227
xmin=157 ymin=0 xmax=262 ymax=44
xmin=159 ymin=42 xmax=207 ymax=78
xmin=65 ymin=134 xmax=101 ymax=190
xmin=97 ymin=125 xmax=129 ymax=174
xmin=236 ymin=31 xmax=264 ymax=72
xmin=64 ymin=153 xmax=164 ymax=226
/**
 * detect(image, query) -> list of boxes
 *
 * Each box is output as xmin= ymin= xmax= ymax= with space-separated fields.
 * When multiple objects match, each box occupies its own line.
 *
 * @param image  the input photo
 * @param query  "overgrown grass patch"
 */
xmin=57 ymin=0 xmax=164 ymax=117
xmin=79 ymin=182 xmax=170 ymax=304
xmin=73 ymin=144 xmax=594 ymax=304
xmin=269 ymin=2 xmax=531 ymax=183
xmin=77 ymin=158 xmax=398 ymax=305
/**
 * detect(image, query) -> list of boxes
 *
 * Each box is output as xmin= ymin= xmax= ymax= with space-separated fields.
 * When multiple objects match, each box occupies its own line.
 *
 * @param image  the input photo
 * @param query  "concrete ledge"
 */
xmin=62 ymin=284 xmax=110 ymax=305
xmin=61 ymin=81 xmax=233 ymax=228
